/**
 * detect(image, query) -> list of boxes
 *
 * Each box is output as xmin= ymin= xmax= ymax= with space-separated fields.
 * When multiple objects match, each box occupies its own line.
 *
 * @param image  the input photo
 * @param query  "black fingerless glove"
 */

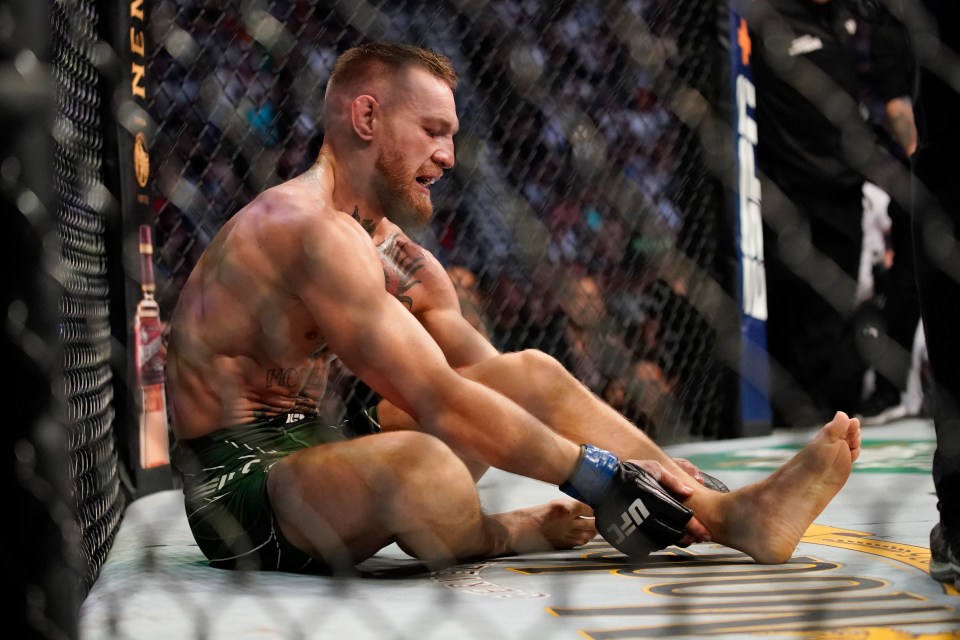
xmin=560 ymin=444 xmax=693 ymax=558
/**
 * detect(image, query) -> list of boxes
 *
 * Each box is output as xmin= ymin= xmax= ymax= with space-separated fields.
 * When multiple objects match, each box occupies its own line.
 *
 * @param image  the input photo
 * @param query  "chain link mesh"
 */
xmin=28 ymin=0 xmax=960 ymax=638
xmin=53 ymin=0 xmax=126 ymax=599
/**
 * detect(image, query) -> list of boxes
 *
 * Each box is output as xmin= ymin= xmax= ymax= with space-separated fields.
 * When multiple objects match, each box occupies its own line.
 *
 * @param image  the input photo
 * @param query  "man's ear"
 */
xmin=351 ymin=95 xmax=377 ymax=141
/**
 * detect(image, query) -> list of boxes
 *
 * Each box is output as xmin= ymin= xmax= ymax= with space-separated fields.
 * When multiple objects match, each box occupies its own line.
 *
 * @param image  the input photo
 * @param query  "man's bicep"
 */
xmin=331 ymin=295 xmax=456 ymax=419
xmin=297 ymin=222 xmax=458 ymax=419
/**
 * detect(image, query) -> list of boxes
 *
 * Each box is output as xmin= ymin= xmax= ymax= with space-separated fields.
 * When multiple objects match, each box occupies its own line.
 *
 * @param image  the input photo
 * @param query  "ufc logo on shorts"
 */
xmin=605 ymin=498 xmax=651 ymax=545
xmin=215 ymin=457 xmax=262 ymax=491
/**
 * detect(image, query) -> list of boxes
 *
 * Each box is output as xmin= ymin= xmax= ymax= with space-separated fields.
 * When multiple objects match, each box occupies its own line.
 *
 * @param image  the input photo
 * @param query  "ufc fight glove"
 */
xmin=560 ymin=444 xmax=693 ymax=558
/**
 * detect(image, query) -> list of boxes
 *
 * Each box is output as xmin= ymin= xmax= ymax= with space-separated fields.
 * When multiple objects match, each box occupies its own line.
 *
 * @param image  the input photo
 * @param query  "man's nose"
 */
xmin=434 ymin=141 xmax=455 ymax=169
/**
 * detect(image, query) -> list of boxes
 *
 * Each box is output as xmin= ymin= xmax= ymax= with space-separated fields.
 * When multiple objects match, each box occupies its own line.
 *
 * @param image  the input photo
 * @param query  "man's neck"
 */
xmin=311 ymin=148 xmax=386 ymax=230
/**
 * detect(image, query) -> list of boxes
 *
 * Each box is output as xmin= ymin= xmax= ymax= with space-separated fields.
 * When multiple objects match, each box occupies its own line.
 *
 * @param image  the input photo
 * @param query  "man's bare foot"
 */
xmin=489 ymin=499 xmax=597 ymax=556
xmin=712 ymin=411 xmax=861 ymax=564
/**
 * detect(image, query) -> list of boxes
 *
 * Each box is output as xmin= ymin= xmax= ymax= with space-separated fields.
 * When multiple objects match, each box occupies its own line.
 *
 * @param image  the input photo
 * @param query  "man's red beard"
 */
xmin=373 ymin=143 xmax=433 ymax=229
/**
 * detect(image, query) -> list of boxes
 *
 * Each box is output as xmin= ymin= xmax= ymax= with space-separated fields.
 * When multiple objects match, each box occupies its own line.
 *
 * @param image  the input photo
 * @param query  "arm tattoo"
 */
xmin=351 ymin=206 xmax=377 ymax=235
xmin=378 ymin=233 xmax=425 ymax=310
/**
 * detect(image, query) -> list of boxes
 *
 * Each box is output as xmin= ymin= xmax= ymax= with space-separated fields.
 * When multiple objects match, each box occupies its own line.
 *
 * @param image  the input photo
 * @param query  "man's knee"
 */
xmin=511 ymin=348 xmax=576 ymax=391
xmin=505 ymin=348 xmax=564 ymax=375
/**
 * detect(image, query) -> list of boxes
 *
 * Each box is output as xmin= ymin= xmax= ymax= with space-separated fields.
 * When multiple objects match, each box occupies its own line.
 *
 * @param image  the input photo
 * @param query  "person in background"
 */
xmin=904 ymin=0 xmax=960 ymax=589
xmin=750 ymin=0 xmax=870 ymax=427
xmin=855 ymin=10 xmax=922 ymax=426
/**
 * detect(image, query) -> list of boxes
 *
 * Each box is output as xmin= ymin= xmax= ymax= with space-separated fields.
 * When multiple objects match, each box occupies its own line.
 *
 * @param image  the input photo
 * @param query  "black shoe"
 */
xmin=856 ymin=389 xmax=910 ymax=426
xmin=929 ymin=523 xmax=960 ymax=587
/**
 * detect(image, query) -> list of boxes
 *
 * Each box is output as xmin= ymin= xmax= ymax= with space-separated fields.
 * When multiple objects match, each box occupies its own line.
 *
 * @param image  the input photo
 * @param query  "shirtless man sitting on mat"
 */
xmin=165 ymin=41 xmax=862 ymax=574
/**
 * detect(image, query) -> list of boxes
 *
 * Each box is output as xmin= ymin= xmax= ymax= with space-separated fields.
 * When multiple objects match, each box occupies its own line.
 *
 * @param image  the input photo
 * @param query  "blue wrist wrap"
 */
xmin=559 ymin=444 xmax=620 ymax=505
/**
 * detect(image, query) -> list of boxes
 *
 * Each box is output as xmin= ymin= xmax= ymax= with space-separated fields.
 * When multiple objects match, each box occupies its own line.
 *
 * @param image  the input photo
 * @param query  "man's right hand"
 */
xmin=560 ymin=444 xmax=707 ymax=557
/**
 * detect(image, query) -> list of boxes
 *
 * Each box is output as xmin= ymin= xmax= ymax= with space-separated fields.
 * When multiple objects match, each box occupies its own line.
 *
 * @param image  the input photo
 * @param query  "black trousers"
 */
xmin=861 ymin=187 xmax=921 ymax=399
xmin=762 ymin=180 xmax=866 ymax=427
xmin=912 ymin=142 xmax=960 ymax=533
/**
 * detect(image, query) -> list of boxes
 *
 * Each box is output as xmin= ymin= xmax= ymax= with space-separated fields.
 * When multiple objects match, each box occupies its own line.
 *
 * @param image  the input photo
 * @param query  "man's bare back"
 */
xmin=167 ymin=174 xmax=337 ymax=440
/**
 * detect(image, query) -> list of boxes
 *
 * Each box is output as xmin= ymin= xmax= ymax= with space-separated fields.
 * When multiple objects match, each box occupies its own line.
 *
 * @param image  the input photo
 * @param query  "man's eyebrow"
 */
xmin=424 ymin=116 xmax=459 ymax=135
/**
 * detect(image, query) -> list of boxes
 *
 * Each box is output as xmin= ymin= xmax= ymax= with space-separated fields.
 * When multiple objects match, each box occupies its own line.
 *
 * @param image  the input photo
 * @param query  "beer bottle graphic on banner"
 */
xmin=135 ymin=224 xmax=170 ymax=468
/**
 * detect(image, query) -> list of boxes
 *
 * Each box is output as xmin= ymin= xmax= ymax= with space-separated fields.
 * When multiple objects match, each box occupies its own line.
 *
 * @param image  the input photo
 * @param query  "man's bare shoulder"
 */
xmin=234 ymin=178 xmax=364 ymax=250
xmin=191 ymin=179 xmax=375 ymax=299
xmin=243 ymin=179 xmax=334 ymax=225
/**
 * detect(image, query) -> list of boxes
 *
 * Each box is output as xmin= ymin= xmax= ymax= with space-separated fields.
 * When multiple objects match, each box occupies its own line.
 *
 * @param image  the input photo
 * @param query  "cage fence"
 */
xmin=13 ymin=0 xmax=960 ymax=638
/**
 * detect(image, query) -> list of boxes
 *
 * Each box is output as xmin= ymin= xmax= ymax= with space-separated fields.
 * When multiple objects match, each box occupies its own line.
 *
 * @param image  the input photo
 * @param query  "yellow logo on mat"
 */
xmin=803 ymin=524 xmax=958 ymax=597
xmin=801 ymin=627 xmax=960 ymax=639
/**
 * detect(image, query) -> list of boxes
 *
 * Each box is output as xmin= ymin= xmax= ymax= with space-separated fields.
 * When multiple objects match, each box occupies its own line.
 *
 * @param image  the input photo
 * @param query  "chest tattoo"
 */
xmin=377 ymin=233 xmax=426 ymax=310
xmin=352 ymin=206 xmax=377 ymax=235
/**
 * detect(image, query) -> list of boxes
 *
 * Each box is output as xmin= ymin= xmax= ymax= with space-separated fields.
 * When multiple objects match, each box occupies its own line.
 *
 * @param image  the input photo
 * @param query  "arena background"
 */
xmin=7 ymin=0 xmax=948 ymax=638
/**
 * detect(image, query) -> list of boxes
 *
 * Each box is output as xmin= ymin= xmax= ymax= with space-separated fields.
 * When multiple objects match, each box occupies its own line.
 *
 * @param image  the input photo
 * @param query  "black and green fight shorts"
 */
xmin=171 ymin=408 xmax=381 ymax=573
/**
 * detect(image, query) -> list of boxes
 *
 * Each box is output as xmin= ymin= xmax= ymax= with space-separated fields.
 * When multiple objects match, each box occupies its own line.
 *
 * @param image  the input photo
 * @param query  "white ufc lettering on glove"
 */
xmin=605 ymin=498 xmax=651 ymax=545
